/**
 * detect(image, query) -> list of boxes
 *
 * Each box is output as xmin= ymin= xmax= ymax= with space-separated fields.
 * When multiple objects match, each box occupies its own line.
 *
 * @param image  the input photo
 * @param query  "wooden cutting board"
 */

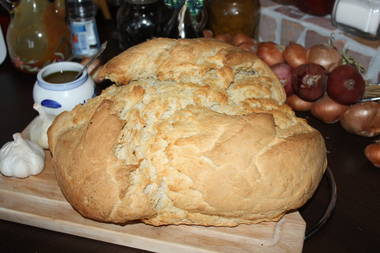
xmin=0 ymin=151 xmax=306 ymax=253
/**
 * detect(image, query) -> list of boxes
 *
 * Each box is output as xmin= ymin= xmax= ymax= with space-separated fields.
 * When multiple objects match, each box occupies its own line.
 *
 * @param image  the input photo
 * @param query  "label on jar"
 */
xmin=69 ymin=19 xmax=100 ymax=57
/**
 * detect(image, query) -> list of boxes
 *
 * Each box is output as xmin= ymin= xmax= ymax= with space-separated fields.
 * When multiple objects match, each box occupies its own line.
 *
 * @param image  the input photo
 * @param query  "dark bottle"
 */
xmin=107 ymin=0 xmax=122 ymax=18
xmin=116 ymin=0 xmax=174 ymax=50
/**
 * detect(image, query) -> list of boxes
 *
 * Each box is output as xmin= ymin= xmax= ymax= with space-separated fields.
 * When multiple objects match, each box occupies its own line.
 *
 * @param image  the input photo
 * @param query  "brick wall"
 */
xmin=258 ymin=0 xmax=380 ymax=83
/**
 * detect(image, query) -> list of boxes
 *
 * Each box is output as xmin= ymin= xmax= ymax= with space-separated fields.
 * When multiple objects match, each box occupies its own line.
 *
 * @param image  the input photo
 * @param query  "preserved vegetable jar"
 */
xmin=4 ymin=0 xmax=71 ymax=73
xmin=206 ymin=0 xmax=260 ymax=37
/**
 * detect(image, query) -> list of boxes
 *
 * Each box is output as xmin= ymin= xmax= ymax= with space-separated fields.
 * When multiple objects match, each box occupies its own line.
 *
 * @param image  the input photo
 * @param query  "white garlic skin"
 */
xmin=28 ymin=104 xmax=55 ymax=149
xmin=0 ymin=133 xmax=45 ymax=178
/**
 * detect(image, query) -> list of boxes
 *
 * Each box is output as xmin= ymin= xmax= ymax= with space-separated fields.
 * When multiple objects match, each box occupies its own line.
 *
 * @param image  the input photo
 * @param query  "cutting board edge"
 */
xmin=0 ymin=206 xmax=222 ymax=253
xmin=0 ymin=202 xmax=305 ymax=253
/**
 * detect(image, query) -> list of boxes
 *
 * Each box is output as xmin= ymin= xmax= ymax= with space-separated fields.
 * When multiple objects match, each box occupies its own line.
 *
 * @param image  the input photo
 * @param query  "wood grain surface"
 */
xmin=0 ymin=150 xmax=306 ymax=253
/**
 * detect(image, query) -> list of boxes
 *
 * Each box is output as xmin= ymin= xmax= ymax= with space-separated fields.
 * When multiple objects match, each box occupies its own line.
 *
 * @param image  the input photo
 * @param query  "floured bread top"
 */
xmin=48 ymin=38 xmax=327 ymax=226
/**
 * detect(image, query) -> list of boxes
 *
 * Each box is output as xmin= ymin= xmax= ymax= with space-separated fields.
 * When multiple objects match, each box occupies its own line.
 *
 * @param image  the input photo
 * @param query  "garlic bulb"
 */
xmin=28 ymin=104 xmax=55 ymax=149
xmin=0 ymin=133 xmax=45 ymax=178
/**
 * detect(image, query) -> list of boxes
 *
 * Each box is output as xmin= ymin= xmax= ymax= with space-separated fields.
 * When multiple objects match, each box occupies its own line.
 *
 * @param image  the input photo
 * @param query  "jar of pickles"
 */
xmin=206 ymin=0 xmax=260 ymax=37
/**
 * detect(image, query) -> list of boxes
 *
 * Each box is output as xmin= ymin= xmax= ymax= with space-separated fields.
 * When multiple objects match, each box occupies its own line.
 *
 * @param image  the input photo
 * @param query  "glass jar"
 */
xmin=296 ymin=0 xmax=335 ymax=16
xmin=332 ymin=0 xmax=380 ymax=40
xmin=116 ymin=0 xmax=174 ymax=49
xmin=5 ymin=0 xmax=71 ymax=73
xmin=206 ymin=0 xmax=260 ymax=37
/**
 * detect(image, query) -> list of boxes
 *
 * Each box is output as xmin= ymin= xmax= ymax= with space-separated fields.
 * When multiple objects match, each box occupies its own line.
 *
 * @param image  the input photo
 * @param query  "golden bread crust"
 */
xmin=48 ymin=38 xmax=326 ymax=226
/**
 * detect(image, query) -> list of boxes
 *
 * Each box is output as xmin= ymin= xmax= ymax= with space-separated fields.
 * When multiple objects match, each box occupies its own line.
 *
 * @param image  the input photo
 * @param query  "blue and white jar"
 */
xmin=33 ymin=61 xmax=95 ymax=116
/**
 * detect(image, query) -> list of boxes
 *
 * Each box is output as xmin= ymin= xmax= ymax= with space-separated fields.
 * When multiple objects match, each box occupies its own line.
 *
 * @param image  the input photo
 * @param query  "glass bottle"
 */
xmin=206 ymin=0 xmax=260 ymax=37
xmin=116 ymin=0 xmax=174 ymax=50
xmin=66 ymin=0 xmax=101 ymax=58
xmin=4 ymin=0 xmax=71 ymax=73
xmin=163 ymin=0 xmax=207 ymax=39
xmin=332 ymin=0 xmax=380 ymax=40
xmin=107 ymin=0 xmax=122 ymax=20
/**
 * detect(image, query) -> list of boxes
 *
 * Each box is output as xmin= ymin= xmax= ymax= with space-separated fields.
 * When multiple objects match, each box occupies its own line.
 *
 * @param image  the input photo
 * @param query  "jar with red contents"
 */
xmin=296 ymin=0 xmax=336 ymax=16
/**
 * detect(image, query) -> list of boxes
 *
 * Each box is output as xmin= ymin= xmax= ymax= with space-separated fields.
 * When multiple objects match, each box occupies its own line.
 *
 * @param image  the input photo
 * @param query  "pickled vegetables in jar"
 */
xmin=206 ymin=0 xmax=260 ymax=37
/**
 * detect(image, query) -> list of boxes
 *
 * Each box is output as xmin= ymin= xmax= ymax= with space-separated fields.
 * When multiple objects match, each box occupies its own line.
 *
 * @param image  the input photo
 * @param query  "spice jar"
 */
xmin=33 ymin=61 xmax=95 ymax=115
xmin=332 ymin=0 xmax=380 ymax=40
xmin=206 ymin=0 xmax=260 ymax=37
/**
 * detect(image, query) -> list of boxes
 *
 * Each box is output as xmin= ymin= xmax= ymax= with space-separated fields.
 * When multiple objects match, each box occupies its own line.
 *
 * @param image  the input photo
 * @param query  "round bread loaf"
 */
xmin=48 ymin=38 xmax=327 ymax=226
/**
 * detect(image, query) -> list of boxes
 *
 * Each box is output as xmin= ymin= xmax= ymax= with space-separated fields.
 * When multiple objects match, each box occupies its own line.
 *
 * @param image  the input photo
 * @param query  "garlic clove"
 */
xmin=29 ymin=103 xmax=56 ymax=149
xmin=0 ymin=133 xmax=45 ymax=178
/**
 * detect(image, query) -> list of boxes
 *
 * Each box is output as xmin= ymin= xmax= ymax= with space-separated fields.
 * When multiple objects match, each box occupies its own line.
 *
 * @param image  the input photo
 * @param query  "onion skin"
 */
xmin=232 ymin=33 xmax=254 ymax=47
xmin=292 ymin=63 xmax=327 ymax=102
xmin=286 ymin=94 xmax=313 ymax=111
xmin=271 ymin=63 xmax=293 ymax=96
xmin=257 ymin=42 xmax=284 ymax=66
xmin=307 ymin=44 xmax=341 ymax=72
xmin=311 ymin=95 xmax=348 ymax=124
xmin=340 ymin=102 xmax=380 ymax=137
xmin=364 ymin=143 xmax=380 ymax=167
xmin=214 ymin=33 xmax=233 ymax=44
xmin=327 ymin=65 xmax=365 ymax=105
xmin=238 ymin=41 xmax=257 ymax=53
xmin=283 ymin=43 xmax=307 ymax=68
xmin=202 ymin=29 xmax=214 ymax=38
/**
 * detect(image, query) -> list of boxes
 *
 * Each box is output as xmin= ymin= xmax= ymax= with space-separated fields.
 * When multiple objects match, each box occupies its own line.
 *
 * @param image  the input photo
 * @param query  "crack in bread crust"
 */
xmin=48 ymin=38 xmax=327 ymax=226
